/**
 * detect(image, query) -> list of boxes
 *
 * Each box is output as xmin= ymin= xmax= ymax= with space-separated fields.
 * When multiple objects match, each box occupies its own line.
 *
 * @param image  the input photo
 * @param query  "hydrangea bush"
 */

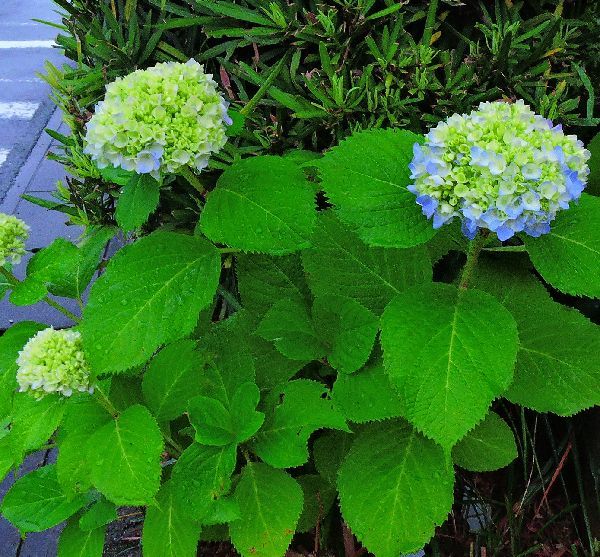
xmin=1 ymin=81 xmax=600 ymax=557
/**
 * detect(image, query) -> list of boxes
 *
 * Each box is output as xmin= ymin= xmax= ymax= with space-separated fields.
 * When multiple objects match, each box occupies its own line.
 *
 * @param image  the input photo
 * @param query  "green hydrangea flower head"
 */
xmin=0 ymin=213 xmax=29 ymax=267
xmin=84 ymin=59 xmax=231 ymax=177
xmin=17 ymin=328 xmax=92 ymax=399
xmin=409 ymin=100 xmax=590 ymax=241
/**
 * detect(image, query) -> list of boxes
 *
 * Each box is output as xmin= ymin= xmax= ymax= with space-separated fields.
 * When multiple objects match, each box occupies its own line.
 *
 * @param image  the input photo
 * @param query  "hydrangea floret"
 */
xmin=84 ymin=59 xmax=232 ymax=177
xmin=16 ymin=328 xmax=93 ymax=399
xmin=0 ymin=213 xmax=29 ymax=267
xmin=408 ymin=100 xmax=591 ymax=240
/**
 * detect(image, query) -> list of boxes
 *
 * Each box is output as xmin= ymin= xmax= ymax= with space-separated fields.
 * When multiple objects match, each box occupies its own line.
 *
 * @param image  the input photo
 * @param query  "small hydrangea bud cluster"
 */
xmin=408 ymin=100 xmax=590 ymax=241
xmin=0 ymin=213 xmax=29 ymax=267
xmin=84 ymin=59 xmax=232 ymax=178
xmin=16 ymin=328 xmax=92 ymax=399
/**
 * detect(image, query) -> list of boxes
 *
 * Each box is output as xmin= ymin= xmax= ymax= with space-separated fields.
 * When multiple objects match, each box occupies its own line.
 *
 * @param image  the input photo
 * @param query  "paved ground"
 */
xmin=0 ymin=0 xmax=67 ymax=200
xmin=0 ymin=1 xmax=82 ymax=329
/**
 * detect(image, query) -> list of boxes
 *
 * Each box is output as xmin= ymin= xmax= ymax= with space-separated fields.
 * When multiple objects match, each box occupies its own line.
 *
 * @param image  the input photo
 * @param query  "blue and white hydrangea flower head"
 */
xmin=84 ymin=59 xmax=232 ymax=178
xmin=0 ymin=213 xmax=29 ymax=267
xmin=16 ymin=328 xmax=93 ymax=399
xmin=408 ymin=100 xmax=590 ymax=241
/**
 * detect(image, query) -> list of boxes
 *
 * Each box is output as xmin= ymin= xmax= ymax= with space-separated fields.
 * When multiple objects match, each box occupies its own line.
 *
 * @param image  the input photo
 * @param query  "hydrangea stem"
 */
xmin=94 ymin=385 xmax=119 ymax=417
xmin=179 ymin=166 xmax=207 ymax=195
xmin=0 ymin=265 xmax=81 ymax=323
xmin=459 ymin=231 xmax=488 ymax=290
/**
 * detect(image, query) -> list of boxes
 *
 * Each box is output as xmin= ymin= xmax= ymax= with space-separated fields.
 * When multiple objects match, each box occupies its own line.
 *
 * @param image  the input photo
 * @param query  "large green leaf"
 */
xmin=142 ymin=481 xmax=201 ymax=557
xmin=0 ymin=321 xmax=46 ymax=420
xmin=10 ymin=394 xmax=65 ymax=463
xmin=82 ymin=231 xmax=220 ymax=373
xmin=79 ymin=498 xmax=117 ymax=531
xmin=524 ymin=194 xmax=600 ymax=298
xmin=452 ymin=412 xmax=517 ymax=472
xmin=115 ymin=173 xmax=160 ymax=232
xmin=201 ymin=156 xmax=316 ymax=254
xmin=236 ymin=254 xmax=311 ymax=317
xmin=189 ymin=382 xmax=264 ymax=446
xmin=317 ymin=129 xmax=435 ymax=247
xmin=229 ymin=463 xmax=303 ymax=557
xmin=474 ymin=256 xmax=600 ymax=415
xmin=88 ymin=404 xmax=163 ymax=505
xmin=313 ymin=431 xmax=353 ymax=486
xmin=337 ymin=421 xmax=454 ymax=556
xmin=256 ymin=298 xmax=323 ymax=361
xmin=142 ymin=340 xmax=206 ymax=422
xmin=312 ymin=296 xmax=378 ymax=374
xmin=57 ymin=520 xmax=105 ymax=557
xmin=381 ymin=283 xmax=518 ymax=449
xmin=170 ymin=443 xmax=237 ymax=521
xmin=332 ymin=358 xmax=404 ymax=423
xmin=301 ymin=212 xmax=432 ymax=314
xmin=252 ymin=380 xmax=348 ymax=468
xmin=1 ymin=465 xmax=88 ymax=533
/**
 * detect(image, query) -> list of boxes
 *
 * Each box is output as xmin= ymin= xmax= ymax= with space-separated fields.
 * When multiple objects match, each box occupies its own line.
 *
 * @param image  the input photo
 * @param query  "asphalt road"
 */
xmin=0 ymin=0 xmax=67 ymax=202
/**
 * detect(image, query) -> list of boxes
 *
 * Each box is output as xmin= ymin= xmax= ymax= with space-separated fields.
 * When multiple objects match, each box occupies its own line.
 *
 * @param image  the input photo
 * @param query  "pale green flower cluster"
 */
xmin=409 ymin=100 xmax=590 ymax=240
xmin=0 ymin=213 xmax=29 ymax=267
xmin=17 ymin=328 xmax=92 ymax=399
xmin=84 ymin=59 xmax=231 ymax=177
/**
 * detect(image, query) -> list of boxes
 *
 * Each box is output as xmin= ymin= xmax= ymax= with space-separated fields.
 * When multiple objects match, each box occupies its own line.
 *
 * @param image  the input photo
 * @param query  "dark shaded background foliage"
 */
xmin=41 ymin=1 xmax=600 ymax=555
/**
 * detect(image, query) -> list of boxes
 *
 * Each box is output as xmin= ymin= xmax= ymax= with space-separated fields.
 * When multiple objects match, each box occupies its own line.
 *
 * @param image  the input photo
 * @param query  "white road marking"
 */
xmin=0 ymin=102 xmax=39 ymax=119
xmin=0 ymin=149 xmax=9 ymax=166
xmin=0 ymin=40 xmax=56 ymax=49
xmin=0 ymin=78 xmax=43 ymax=83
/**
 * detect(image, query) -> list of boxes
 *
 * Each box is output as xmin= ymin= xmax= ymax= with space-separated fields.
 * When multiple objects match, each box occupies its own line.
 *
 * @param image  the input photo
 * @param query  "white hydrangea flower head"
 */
xmin=0 ymin=213 xmax=29 ymax=267
xmin=408 ymin=100 xmax=591 ymax=241
xmin=17 ymin=328 xmax=93 ymax=399
xmin=84 ymin=59 xmax=232 ymax=178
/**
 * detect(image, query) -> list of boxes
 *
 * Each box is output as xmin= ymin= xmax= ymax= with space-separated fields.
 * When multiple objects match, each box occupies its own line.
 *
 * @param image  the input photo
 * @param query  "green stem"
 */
xmin=179 ymin=166 xmax=206 ymax=195
xmin=163 ymin=434 xmax=183 ymax=457
xmin=458 ymin=231 xmax=488 ymax=290
xmin=219 ymin=247 xmax=240 ymax=254
xmin=0 ymin=266 xmax=81 ymax=323
xmin=218 ymin=285 xmax=242 ymax=312
xmin=94 ymin=385 xmax=119 ymax=417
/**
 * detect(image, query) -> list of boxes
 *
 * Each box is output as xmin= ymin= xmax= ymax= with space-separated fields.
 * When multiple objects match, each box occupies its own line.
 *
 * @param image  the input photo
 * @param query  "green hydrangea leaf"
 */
xmin=296 ymin=474 xmax=336 ymax=533
xmin=115 ymin=173 xmax=161 ymax=232
xmin=170 ymin=443 xmax=237 ymax=521
xmin=82 ymin=231 xmax=220 ymax=373
xmin=58 ymin=520 xmax=105 ymax=557
xmin=0 ymin=262 xmax=12 ymax=299
xmin=312 ymin=430 xmax=353 ymax=486
xmin=317 ymin=129 xmax=435 ymax=247
xmin=427 ymin=220 xmax=468 ymax=263
xmin=337 ymin=421 xmax=454 ymax=556
xmin=22 ymin=228 xmax=114 ymax=300
xmin=313 ymin=296 xmax=378 ymax=374
xmin=252 ymin=379 xmax=349 ymax=468
xmin=256 ymin=298 xmax=324 ymax=361
xmin=524 ymin=194 xmax=600 ymax=298
xmin=0 ymin=436 xmax=14 ymax=480
xmin=301 ymin=212 xmax=432 ymax=314
xmin=236 ymin=254 xmax=311 ymax=318
xmin=452 ymin=411 xmax=517 ymax=472
xmin=332 ymin=358 xmax=404 ymax=423
xmin=79 ymin=498 xmax=117 ymax=531
xmin=142 ymin=340 xmax=206 ymax=422
xmin=99 ymin=166 xmax=134 ymax=186
xmin=9 ymin=276 xmax=48 ymax=306
xmin=200 ymin=156 xmax=316 ymax=254
xmin=0 ymin=321 xmax=46 ymax=420
xmin=189 ymin=382 xmax=265 ymax=446
xmin=0 ymin=465 xmax=88 ymax=533
xmin=142 ymin=481 xmax=201 ymax=557
xmin=230 ymin=462 xmax=303 ymax=557
xmin=474 ymin=256 xmax=600 ymax=415
xmin=88 ymin=404 xmax=163 ymax=505
xmin=10 ymin=394 xmax=65 ymax=464
xmin=381 ymin=283 xmax=518 ymax=449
